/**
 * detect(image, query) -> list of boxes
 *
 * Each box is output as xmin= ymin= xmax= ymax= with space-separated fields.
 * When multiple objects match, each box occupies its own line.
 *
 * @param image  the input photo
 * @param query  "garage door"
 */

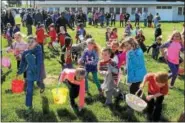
xmin=155 ymin=6 xmax=173 ymax=21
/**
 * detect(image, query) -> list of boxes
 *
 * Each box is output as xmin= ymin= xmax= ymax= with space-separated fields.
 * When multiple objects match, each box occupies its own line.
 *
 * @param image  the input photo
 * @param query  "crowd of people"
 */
xmin=1 ymin=8 xmax=185 ymax=122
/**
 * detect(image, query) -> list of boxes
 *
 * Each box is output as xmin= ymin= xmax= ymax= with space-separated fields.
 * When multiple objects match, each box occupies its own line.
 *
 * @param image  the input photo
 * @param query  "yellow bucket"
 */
xmin=52 ymin=88 xmax=69 ymax=104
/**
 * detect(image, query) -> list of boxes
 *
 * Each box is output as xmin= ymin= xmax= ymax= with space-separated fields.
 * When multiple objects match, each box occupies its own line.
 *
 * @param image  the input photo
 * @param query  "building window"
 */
xmin=167 ymin=6 xmax=172 ymax=9
xmin=162 ymin=6 xmax=167 ymax=9
xmin=178 ymin=7 xmax=182 ymax=15
xmin=100 ymin=7 xmax=104 ymax=13
xmin=71 ymin=7 xmax=76 ymax=12
xmin=122 ymin=8 xmax=127 ymax=14
xmin=138 ymin=7 xmax=142 ymax=14
xmin=156 ymin=6 xmax=161 ymax=9
xmin=109 ymin=7 xmax=114 ymax=13
xmin=144 ymin=7 xmax=148 ymax=12
xmin=65 ymin=7 xmax=69 ymax=11
xmin=183 ymin=7 xmax=185 ymax=15
xmin=131 ymin=8 xmax=136 ymax=15
xmin=87 ymin=7 xmax=92 ymax=12
xmin=93 ymin=7 xmax=98 ymax=12
xmin=116 ymin=8 xmax=120 ymax=14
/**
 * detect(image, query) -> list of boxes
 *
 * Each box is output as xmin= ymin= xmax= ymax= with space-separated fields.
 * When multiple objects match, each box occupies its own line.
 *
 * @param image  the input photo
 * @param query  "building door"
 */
xmin=155 ymin=6 xmax=173 ymax=21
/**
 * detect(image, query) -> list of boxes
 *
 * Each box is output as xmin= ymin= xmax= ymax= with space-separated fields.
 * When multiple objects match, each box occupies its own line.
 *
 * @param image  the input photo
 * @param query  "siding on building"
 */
xmin=36 ymin=1 xmax=184 ymax=21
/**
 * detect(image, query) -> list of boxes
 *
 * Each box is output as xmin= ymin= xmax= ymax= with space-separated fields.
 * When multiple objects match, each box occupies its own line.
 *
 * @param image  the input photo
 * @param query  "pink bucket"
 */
xmin=1 ymin=57 xmax=11 ymax=68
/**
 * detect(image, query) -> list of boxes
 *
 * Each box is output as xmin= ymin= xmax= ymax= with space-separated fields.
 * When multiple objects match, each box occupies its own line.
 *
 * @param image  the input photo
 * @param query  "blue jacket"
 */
xmin=80 ymin=49 xmax=99 ymax=72
xmin=126 ymin=48 xmax=147 ymax=83
xmin=23 ymin=44 xmax=44 ymax=82
xmin=17 ymin=52 xmax=37 ymax=81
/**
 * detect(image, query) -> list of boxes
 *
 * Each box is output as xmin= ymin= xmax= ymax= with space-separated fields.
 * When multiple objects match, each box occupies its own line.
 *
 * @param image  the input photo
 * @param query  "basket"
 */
xmin=52 ymin=41 xmax=60 ymax=51
xmin=11 ymin=79 xmax=25 ymax=93
xmin=52 ymin=88 xmax=69 ymax=104
xmin=126 ymin=89 xmax=147 ymax=112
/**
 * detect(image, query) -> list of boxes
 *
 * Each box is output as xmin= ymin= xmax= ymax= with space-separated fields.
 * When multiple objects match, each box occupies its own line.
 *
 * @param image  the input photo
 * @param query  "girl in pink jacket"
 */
xmin=59 ymin=67 xmax=86 ymax=111
xmin=160 ymin=31 xmax=184 ymax=88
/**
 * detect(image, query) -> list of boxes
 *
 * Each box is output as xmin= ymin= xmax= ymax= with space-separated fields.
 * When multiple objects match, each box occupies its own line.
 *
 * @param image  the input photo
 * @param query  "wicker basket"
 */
xmin=126 ymin=89 xmax=147 ymax=112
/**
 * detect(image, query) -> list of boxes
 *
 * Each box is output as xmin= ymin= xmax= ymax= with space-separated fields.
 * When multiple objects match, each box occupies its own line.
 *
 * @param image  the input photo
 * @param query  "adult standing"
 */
xmin=82 ymin=12 xmax=87 ymax=27
xmin=124 ymin=12 xmax=130 ymax=27
xmin=56 ymin=12 xmax=74 ymax=33
xmin=1 ymin=11 xmax=6 ymax=33
xmin=70 ymin=12 xmax=75 ymax=28
xmin=143 ymin=11 xmax=148 ymax=27
xmin=120 ymin=12 xmax=124 ymax=27
xmin=147 ymin=13 xmax=153 ymax=27
xmin=153 ymin=13 xmax=161 ymax=28
xmin=99 ymin=11 xmax=105 ymax=28
xmin=26 ymin=12 xmax=33 ymax=36
xmin=105 ymin=12 xmax=111 ymax=27
xmin=4 ymin=9 xmax=15 ymax=27
xmin=34 ymin=10 xmax=43 ymax=26
xmin=87 ymin=11 xmax=93 ymax=25
xmin=52 ymin=11 xmax=60 ymax=25
xmin=135 ymin=10 xmax=140 ymax=26
xmin=110 ymin=12 xmax=116 ymax=27
xmin=42 ymin=10 xmax=48 ymax=25
xmin=45 ymin=14 xmax=53 ymax=32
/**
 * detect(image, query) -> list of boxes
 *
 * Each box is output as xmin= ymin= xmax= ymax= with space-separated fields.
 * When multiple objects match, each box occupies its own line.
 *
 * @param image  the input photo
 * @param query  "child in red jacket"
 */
xmin=48 ymin=23 xmax=57 ymax=48
xmin=58 ymin=26 xmax=71 ymax=47
xmin=36 ymin=24 xmax=45 ymax=53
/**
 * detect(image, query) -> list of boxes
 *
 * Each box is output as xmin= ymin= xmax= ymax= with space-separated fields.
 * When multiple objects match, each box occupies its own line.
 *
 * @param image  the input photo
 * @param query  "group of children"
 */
xmin=3 ymin=18 xmax=185 ymax=121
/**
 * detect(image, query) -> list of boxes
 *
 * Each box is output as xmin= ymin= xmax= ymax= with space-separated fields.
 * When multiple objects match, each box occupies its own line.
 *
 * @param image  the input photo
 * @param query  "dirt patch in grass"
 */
xmin=44 ymin=75 xmax=59 ymax=85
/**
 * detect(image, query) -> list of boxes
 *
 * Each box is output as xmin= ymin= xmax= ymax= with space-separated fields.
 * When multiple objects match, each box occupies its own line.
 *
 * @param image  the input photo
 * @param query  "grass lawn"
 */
xmin=1 ymin=17 xmax=184 ymax=122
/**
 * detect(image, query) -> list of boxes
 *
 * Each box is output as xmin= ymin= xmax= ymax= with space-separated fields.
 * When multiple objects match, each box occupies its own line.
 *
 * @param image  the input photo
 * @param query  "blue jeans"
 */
xmin=26 ymin=80 xmax=44 ymax=107
xmin=26 ymin=80 xmax=34 ymax=107
xmin=167 ymin=61 xmax=179 ymax=86
xmin=85 ymin=72 xmax=101 ymax=92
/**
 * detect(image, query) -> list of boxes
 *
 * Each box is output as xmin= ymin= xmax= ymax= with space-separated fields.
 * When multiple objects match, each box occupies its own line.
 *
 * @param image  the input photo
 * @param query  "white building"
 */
xmin=35 ymin=0 xmax=184 ymax=21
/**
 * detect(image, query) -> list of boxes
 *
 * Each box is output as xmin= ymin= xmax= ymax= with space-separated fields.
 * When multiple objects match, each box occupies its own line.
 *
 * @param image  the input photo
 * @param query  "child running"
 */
xmin=135 ymin=29 xmax=147 ymax=52
xmin=140 ymin=72 xmax=169 ymax=122
xmin=160 ymin=31 xmax=184 ymax=88
xmin=147 ymin=36 xmax=162 ymax=60
xmin=48 ymin=23 xmax=57 ymax=48
xmin=78 ymin=39 xmax=102 ymax=95
xmin=99 ymin=47 xmax=124 ymax=106
xmin=59 ymin=68 xmax=86 ymax=111
xmin=123 ymin=37 xmax=147 ymax=95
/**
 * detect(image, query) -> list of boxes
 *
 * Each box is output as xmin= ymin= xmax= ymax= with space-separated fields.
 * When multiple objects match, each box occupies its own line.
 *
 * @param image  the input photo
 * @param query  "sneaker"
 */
xmin=169 ymin=85 xmax=174 ymax=89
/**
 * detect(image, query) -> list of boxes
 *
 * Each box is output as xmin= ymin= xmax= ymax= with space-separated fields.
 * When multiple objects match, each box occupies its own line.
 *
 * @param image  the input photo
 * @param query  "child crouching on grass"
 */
xmin=140 ymin=72 xmax=169 ymax=122
xmin=59 ymin=68 xmax=86 ymax=112
xmin=99 ymin=48 xmax=124 ymax=107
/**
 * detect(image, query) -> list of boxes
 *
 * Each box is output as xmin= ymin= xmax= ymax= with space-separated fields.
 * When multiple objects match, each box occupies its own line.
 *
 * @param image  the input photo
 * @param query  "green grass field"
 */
xmin=1 ymin=17 xmax=184 ymax=122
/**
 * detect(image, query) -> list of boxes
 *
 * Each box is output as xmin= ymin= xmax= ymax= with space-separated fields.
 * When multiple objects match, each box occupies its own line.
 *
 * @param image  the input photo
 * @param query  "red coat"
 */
xmin=48 ymin=29 xmax=57 ymax=42
xmin=36 ymin=28 xmax=45 ymax=44
xmin=58 ymin=33 xmax=66 ymax=46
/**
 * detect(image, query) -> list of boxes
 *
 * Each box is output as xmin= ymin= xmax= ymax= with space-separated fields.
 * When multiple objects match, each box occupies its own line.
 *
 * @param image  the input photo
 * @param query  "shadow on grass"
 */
xmin=108 ymin=104 xmax=140 ymax=122
xmin=57 ymin=108 xmax=77 ymax=121
xmin=178 ymin=75 xmax=185 ymax=80
xmin=76 ymin=108 xmax=98 ymax=122
xmin=85 ymin=94 xmax=106 ymax=105
xmin=173 ymin=87 xmax=185 ymax=95
xmin=16 ymin=95 xmax=58 ymax=122
xmin=1 ymin=69 xmax=12 ymax=84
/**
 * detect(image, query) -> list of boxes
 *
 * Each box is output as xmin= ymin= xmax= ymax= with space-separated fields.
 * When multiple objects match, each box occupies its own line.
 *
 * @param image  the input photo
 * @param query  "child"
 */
xmin=123 ymin=37 xmax=147 ymax=95
xmin=147 ymin=36 xmax=162 ymax=60
xmin=135 ymin=29 xmax=147 ymax=52
xmin=78 ymin=39 xmax=102 ymax=95
xmin=105 ymin=27 xmax=111 ymax=44
xmin=109 ymin=28 xmax=118 ymax=41
xmin=12 ymin=24 xmax=20 ymax=36
xmin=160 ymin=31 xmax=184 ymax=88
xmin=99 ymin=47 xmax=124 ymax=106
xmin=60 ymin=37 xmax=73 ymax=69
xmin=17 ymin=38 xmax=46 ymax=114
xmin=140 ymin=72 xmax=168 ymax=121
xmin=58 ymin=26 xmax=71 ymax=47
xmin=154 ymin=24 xmax=162 ymax=41
xmin=5 ymin=23 xmax=13 ymax=46
xmin=110 ymin=41 xmax=121 ymax=64
xmin=125 ymin=20 xmax=133 ymax=36
xmin=36 ymin=24 xmax=45 ymax=54
xmin=76 ymin=24 xmax=86 ymax=43
xmin=48 ymin=23 xmax=57 ymax=48
xmin=59 ymin=68 xmax=86 ymax=111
